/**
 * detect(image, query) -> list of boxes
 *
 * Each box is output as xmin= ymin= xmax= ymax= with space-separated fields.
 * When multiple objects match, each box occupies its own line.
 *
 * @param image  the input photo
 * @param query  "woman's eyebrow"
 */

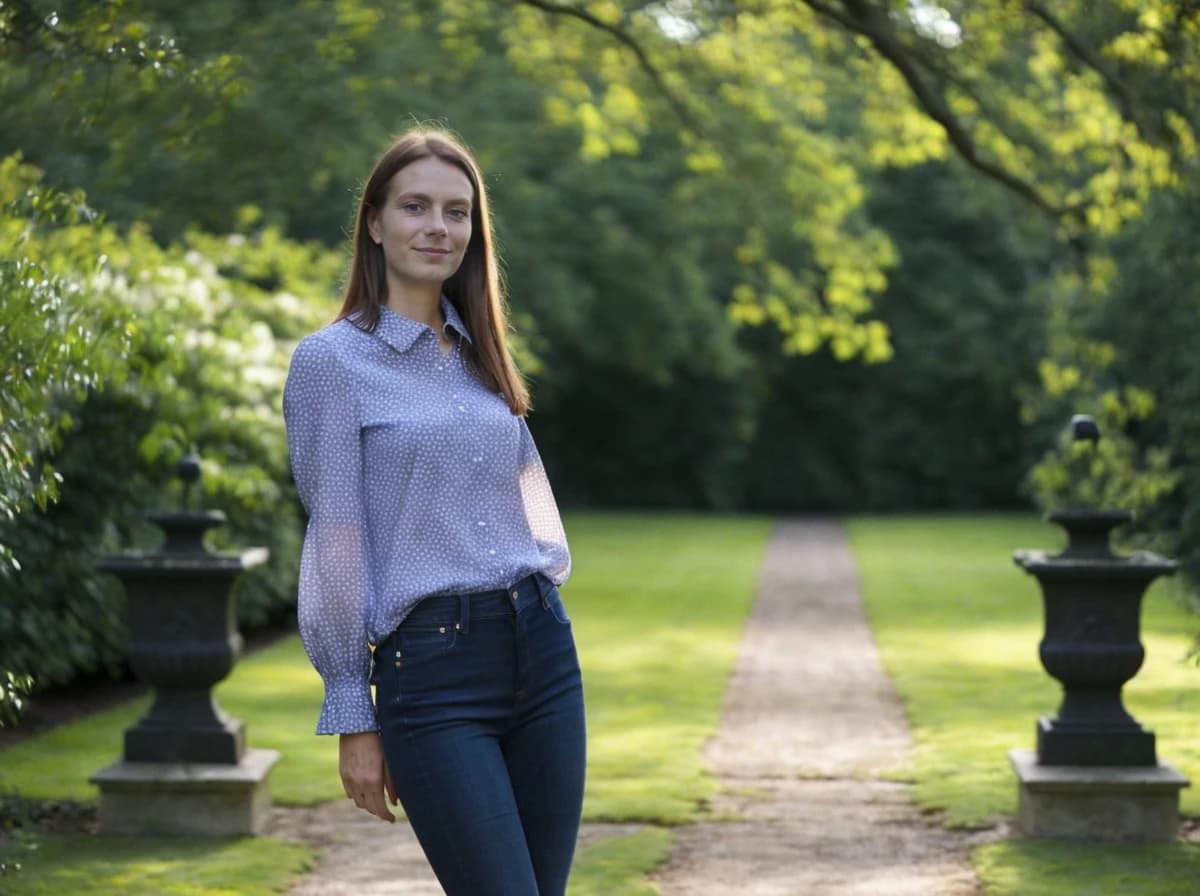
xmin=395 ymin=190 xmax=473 ymax=206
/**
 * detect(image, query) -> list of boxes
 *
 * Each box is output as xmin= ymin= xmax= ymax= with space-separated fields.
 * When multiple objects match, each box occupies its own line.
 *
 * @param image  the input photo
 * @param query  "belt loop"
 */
xmin=457 ymin=593 xmax=470 ymax=635
xmin=538 ymin=575 xmax=551 ymax=610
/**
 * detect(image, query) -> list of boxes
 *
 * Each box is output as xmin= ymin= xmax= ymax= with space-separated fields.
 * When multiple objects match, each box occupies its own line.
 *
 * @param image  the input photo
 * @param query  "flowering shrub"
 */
xmin=0 ymin=156 xmax=339 ymax=724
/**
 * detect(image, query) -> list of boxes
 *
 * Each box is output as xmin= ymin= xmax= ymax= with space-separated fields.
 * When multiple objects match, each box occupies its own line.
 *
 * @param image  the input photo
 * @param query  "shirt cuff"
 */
xmin=314 ymin=677 xmax=378 ymax=735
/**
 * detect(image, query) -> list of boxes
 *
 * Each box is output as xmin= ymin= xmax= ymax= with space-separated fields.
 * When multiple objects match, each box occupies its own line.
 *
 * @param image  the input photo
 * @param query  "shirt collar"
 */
xmin=357 ymin=296 xmax=473 ymax=355
xmin=440 ymin=296 xmax=473 ymax=345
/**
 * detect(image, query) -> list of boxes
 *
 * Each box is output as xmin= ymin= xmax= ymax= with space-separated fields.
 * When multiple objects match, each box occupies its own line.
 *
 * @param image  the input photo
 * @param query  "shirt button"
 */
xmin=458 ymin=405 xmax=466 ymax=411
xmin=477 ymin=520 xmax=487 ymax=527
xmin=488 ymin=549 xmax=496 ymax=555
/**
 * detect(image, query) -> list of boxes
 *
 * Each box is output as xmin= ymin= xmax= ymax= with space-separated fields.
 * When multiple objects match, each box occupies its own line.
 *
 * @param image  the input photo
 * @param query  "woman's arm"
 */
xmin=517 ymin=417 xmax=571 ymax=583
xmin=284 ymin=334 xmax=377 ymax=735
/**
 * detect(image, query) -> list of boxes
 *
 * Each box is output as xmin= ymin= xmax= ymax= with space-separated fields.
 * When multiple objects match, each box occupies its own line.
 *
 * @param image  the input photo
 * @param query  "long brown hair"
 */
xmin=338 ymin=128 xmax=530 ymax=415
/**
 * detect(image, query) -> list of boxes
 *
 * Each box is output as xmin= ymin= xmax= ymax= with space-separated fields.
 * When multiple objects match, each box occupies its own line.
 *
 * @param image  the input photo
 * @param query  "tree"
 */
xmin=505 ymin=1 xmax=1197 ymax=233
xmin=492 ymin=0 xmax=1200 ymax=593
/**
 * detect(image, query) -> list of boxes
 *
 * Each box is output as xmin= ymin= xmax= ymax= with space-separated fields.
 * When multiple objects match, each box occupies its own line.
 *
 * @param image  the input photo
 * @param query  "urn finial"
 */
xmin=177 ymin=452 xmax=202 ymax=509
xmin=1069 ymin=414 xmax=1100 ymax=444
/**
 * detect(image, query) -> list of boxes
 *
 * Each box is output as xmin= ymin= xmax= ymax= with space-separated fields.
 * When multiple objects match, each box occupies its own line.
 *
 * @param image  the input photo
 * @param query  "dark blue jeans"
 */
xmin=372 ymin=574 xmax=587 ymax=896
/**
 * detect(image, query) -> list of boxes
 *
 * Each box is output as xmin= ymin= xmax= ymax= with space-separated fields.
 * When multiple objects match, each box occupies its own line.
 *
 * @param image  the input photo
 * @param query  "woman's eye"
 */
xmin=447 ymin=208 xmax=469 ymax=221
xmin=403 ymin=202 xmax=424 ymax=213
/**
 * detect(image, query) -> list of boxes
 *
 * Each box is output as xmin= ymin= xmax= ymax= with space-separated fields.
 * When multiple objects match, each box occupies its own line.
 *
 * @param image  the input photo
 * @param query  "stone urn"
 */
xmin=90 ymin=457 xmax=279 ymax=836
xmin=1008 ymin=415 xmax=1189 ymax=842
xmin=1013 ymin=507 xmax=1175 ymax=766
xmin=97 ymin=504 xmax=266 ymax=764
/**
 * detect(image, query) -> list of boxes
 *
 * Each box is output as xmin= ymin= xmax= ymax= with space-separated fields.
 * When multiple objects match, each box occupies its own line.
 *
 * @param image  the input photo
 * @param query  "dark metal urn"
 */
xmin=1014 ymin=508 xmax=1176 ymax=766
xmin=97 ymin=458 xmax=267 ymax=765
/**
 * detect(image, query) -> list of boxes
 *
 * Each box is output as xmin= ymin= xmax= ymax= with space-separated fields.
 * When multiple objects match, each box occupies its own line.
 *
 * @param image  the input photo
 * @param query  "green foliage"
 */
xmin=0 ymin=157 xmax=131 ymax=539
xmin=1026 ymin=418 xmax=1179 ymax=517
xmin=0 ymin=153 xmax=340 ymax=722
xmin=1091 ymin=174 xmax=1200 ymax=592
xmin=1 ymin=0 xmax=1099 ymax=526
xmin=743 ymin=162 xmax=1051 ymax=511
xmin=1 ymin=0 xmax=898 ymax=361
xmin=0 ymin=675 xmax=34 ymax=727
xmin=496 ymin=0 xmax=898 ymax=358
xmin=3 ymin=0 xmax=1199 ymax=717
xmin=1019 ymin=164 xmax=1200 ymax=599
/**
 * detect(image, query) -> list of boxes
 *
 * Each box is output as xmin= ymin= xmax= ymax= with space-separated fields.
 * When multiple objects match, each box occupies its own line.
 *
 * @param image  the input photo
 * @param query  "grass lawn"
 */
xmin=846 ymin=514 xmax=1200 ymax=896
xmin=569 ymin=828 xmax=674 ymax=896
xmin=566 ymin=512 xmax=770 ymax=824
xmin=0 ymin=512 xmax=770 ymax=895
xmin=0 ymin=835 xmax=312 ymax=895
xmin=0 ymin=637 xmax=331 ymax=806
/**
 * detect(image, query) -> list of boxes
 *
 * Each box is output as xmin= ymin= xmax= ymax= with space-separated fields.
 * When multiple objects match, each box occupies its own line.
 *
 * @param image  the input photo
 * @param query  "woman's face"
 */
xmin=368 ymin=156 xmax=474 ymax=294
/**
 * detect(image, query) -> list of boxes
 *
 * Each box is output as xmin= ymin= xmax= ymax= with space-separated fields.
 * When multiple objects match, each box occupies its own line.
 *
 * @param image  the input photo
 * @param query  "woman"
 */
xmin=283 ymin=128 xmax=586 ymax=896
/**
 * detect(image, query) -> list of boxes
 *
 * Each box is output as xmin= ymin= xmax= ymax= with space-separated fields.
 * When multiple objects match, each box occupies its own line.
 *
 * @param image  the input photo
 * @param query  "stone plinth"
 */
xmin=1009 ymin=748 xmax=1189 ymax=842
xmin=90 ymin=748 xmax=281 ymax=836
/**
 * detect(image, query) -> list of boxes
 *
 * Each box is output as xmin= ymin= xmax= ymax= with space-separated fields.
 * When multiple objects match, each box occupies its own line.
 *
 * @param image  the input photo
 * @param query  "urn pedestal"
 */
xmin=90 ymin=472 xmax=279 ymax=837
xmin=1011 ymin=508 xmax=1189 ymax=841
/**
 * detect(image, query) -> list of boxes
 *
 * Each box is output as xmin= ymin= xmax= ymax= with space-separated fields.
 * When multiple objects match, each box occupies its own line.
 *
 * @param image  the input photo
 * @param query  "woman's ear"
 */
xmin=366 ymin=207 xmax=382 ymax=245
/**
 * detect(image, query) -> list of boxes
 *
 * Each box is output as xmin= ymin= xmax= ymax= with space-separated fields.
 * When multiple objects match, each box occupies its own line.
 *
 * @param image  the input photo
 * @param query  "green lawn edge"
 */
xmin=845 ymin=513 xmax=1200 ymax=895
xmin=568 ymin=827 xmax=674 ymax=896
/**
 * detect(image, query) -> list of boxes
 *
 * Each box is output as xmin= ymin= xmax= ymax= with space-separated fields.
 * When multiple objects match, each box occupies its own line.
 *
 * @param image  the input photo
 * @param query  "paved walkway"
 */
xmin=269 ymin=519 xmax=989 ymax=894
xmin=650 ymin=519 xmax=985 ymax=895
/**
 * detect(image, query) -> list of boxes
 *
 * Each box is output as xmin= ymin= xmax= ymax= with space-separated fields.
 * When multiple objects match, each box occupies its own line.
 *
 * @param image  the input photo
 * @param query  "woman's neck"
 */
xmin=386 ymin=284 xmax=442 ymax=330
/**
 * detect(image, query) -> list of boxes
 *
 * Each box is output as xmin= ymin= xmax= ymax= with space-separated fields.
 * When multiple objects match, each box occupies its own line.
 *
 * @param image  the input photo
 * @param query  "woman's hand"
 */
xmin=339 ymin=731 xmax=398 ymax=822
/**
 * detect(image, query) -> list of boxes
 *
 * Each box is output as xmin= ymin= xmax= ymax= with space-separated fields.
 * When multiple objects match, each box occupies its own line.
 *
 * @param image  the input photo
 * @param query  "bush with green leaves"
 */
xmin=1026 ymin=406 xmax=1179 ymax=522
xmin=0 ymin=155 xmax=340 ymax=723
xmin=1019 ymin=164 xmax=1200 ymax=588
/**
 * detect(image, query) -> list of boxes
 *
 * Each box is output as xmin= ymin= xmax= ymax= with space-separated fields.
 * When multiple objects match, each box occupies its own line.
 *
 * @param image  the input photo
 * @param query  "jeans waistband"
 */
xmin=382 ymin=574 xmax=549 ymax=643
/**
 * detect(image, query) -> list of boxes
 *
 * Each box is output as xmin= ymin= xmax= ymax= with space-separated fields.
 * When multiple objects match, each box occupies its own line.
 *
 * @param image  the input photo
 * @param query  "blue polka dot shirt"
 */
xmin=283 ymin=297 xmax=571 ymax=734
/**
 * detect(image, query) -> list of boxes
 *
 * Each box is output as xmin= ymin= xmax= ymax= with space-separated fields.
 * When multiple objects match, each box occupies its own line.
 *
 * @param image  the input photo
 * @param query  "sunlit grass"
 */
xmin=566 ymin=512 xmax=770 ymax=823
xmin=847 ymin=514 xmax=1200 ymax=894
xmin=974 ymin=840 xmax=1200 ymax=895
xmin=568 ymin=827 xmax=672 ymax=896
xmin=0 ymin=834 xmax=311 ymax=895
xmin=0 ymin=637 xmax=331 ymax=806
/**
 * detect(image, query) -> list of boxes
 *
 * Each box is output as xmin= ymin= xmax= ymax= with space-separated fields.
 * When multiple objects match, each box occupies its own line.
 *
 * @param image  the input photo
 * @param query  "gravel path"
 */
xmin=651 ymin=518 xmax=988 ymax=895
xmin=267 ymin=801 xmax=643 ymax=895
xmin=270 ymin=518 xmax=992 ymax=894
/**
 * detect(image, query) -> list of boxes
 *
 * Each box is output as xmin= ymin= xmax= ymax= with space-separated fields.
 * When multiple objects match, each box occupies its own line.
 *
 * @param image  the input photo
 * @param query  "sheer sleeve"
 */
xmin=518 ymin=418 xmax=571 ymax=584
xmin=283 ymin=334 xmax=377 ymax=735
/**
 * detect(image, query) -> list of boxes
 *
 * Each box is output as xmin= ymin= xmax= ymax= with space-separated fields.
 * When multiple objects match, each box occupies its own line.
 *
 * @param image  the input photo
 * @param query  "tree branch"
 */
xmin=802 ymin=0 xmax=1079 ymax=221
xmin=0 ymin=0 xmax=181 ymax=71
xmin=512 ymin=0 xmax=703 ymax=133
xmin=1024 ymin=1 xmax=1150 ymax=139
xmin=900 ymin=31 xmax=1048 ymax=161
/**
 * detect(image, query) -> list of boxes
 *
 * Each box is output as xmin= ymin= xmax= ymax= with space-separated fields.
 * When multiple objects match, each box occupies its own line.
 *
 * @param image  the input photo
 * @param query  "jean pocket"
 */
xmin=544 ymin=589 xmax=571 ymax=626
